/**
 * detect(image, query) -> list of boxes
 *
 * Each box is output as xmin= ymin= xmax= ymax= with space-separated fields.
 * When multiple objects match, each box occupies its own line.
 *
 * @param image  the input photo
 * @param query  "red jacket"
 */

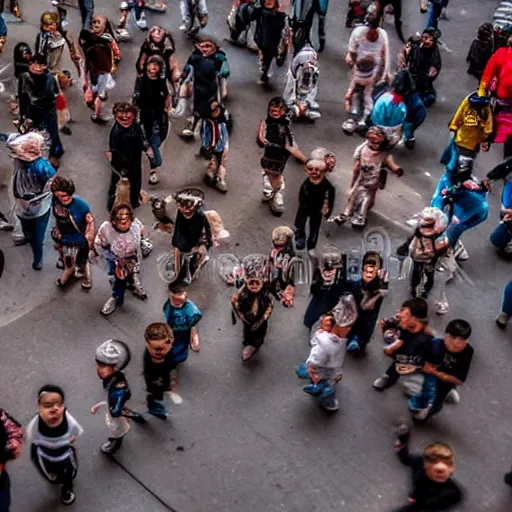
xmin=479 ymin=47 xmax=512 ymax=101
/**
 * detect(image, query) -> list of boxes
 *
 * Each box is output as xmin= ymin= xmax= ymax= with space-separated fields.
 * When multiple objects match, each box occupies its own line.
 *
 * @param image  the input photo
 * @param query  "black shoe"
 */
xmin=123 ymin=410 xmax=147 ymax=424
xmin=101 ymin=438 xmax=122 ymax=455
xmin=61 ymin=125 xmax=72 ymax=135
xmin=404 ymin=138 xmax=415 ymax=150
xmin=318 ymin=38 xmax=325 ymax=53
xmin=61 ymin=487 xmax=76 ymax=505
xmin=505 ymin=471 xmax=512 ymax=487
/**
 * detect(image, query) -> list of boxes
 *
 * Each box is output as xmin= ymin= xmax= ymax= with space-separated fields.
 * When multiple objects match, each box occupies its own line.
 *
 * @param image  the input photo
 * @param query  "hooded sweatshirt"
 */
xmin=307 ymin=330 xmax=346 ymax=381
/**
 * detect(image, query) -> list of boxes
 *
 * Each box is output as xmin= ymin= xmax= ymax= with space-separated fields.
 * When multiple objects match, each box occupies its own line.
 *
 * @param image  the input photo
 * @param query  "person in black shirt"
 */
xmin=171 ymin=187 xmax=213 ymax=284
xmin=143 ymin=322 xmax=175 ymax=420
xmin=392 ymin=424 xmax=463 ymax=511
xmin=106 ymin=101 xmax=153 ymax=211
xmin=133 ymin=55 xmax=170 ymax=185
xmin=257 ymin=96 xmax=307 ymax=215
xmin=410 ymin=319 xmax=474 ymax=420
xmin=373 ymin=298 xmax=433 ymax=391
xmin=294 ymin=158 xmax=335 ymax=255
xmin=252 ymin=0 xmax=288 ymax=87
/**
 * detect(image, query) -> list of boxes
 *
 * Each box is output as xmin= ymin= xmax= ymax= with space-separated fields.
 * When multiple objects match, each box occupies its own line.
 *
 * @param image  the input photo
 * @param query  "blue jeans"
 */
xmin=502 ymin=280 xmax=512 ymax=316
xmin=426 ymin=0 xmax=446 ymax=30
xmin=0 ymin=470 xmax=10 ymax=512
xmin=149 ymin=127 xmax=163 ymax=169
xmin=408 ymin=374 xmax=437 ymax=411
xmin=403 ymin=93 xmax=427 ymax=141
xmin=490 ymin=222 xmax=512 ymax=250
xmin=447 ymin=200 xmax=488 ymax=246
xmin=19 ymin=209 xmax=51 ymax=267
xmin=79 ymin=0 xmax=94 ymax=30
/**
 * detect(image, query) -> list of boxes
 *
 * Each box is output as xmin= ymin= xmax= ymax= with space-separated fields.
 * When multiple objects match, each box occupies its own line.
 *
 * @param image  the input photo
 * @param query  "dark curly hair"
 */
xmin=51 ymin=175 xmax=75 ymax=196
xmin=112 ymin=101 xmax=138 ymax=117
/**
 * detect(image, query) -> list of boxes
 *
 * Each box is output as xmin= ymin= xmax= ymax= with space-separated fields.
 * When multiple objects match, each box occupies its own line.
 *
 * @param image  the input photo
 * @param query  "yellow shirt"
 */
xmin=448 ymin=96 xmax=493 ymax=151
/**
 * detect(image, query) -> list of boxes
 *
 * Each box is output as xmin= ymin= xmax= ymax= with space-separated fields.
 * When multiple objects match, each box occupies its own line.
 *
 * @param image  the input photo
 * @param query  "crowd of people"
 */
xmin=1 ymin=0 xmax=512 ymax=511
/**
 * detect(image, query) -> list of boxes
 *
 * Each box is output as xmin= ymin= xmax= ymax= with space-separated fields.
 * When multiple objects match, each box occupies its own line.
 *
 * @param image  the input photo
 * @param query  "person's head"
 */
xmin=195 ymin=38 xmax=217 ymax=57
xmin=37 ymin=384 xmax=65 ymax=428
xmin=146 ymin=55 xmax=164 ymax=80
xmin=267 ymin=96 xmax=287 ymax=119
xmin=477 ymin=22 xmax=493 ymax=42
xmin=148 ymin=25 xmax=166 ymax=44
xmin=14 ymin=42 xmax=32 ymax=63
xmin=91 ymin=15 xmax=107 ymax=35
xmin=243 ymin=255 xmax=268 ymax=293
xmin=398 ymin=298 xmax=429 ymax=331
xmin=468 ymin=91 xmax=490 ymax=112
xmin=145 ymin=323 xmax=174 ymax=363
xmin=174 ymin=187 xmax=204 ymax=219
xmin=319 ymin=313 xmax=334 ymax=332
xmin=423 ymin=443 xmax=455 ymax=483
xmin=95 ymin=339 xmax=131 ymax=379
xmin=168 ymin=281 xmax=188 ymax=307
xmin=29 ymin=54 xmax=47 ymax=75
xmin=263 ymin=0 xmax=278 ymax=9
xmin=421 ymin=28 xmax=437 ymax=48
xmin=304 ymin=159 xmax=327 ymax=185
xmin=110 ymin=202 xmax=134 ymax=232
xmin=113 ymin=101 xmax=138 ymax=128
xmin=40 ymin=11 xmax=59 ymax=32
xmin=366 ymin=125 xmax=386 ymax=151
xmin=444 ymin=319 xmax=471 ymax=353
xmin=51 ymin=176 xmax=75 ymax=205
xmin=332 ymin=294 xmax=358 ymax=338
xmin=362 ymin=252 xmax=382 ymax=284
xmin=365 ymin=1 xmax=381 ymax=36
xmin=319 ymin=250 xmax=342 ymax=283
xmin=271 ymin=226 xmax=294 ymax=249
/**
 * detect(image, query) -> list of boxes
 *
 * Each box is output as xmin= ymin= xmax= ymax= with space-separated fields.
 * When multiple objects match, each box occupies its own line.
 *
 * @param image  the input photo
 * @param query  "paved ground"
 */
xmin=1 ymin=0 xmax=512 ymax=511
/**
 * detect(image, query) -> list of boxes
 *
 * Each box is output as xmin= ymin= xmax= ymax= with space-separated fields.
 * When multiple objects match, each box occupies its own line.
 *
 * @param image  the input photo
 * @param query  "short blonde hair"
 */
xmin=144 ymin=323 xmax=173 ymax=343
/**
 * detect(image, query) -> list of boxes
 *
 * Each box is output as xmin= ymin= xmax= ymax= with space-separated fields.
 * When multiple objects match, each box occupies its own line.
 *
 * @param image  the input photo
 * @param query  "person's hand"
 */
xmin=11 ymin=444 xmax=22 ymax=459
xmin=90 ymin=405 xmax=99 ymax=414
xmin=379 ymin=318 xmax=386 ymax=330
xmin=424 ymin=362 xmax=437 ymax=375
xmin=69 ymin=436 xmax=77 ymax=444
xmin=146 ymin=147 xmax=154 ymax=160
xmin=441 ymin=188 xmax=448 ymax=196
xmin=428 ymin=66 xmax=438 ymax=78
xmin=408 ymin=497 xmax=416 ymax=504
xmin=483 ymin=178 xmax=491 ymax=191
xmin=481 ymin=142 xmax=490 ymax=152
xmin=345 ymin=53 xmax=354 ymax=67
xmin=105 ymin=151 xmax=112 ymax=162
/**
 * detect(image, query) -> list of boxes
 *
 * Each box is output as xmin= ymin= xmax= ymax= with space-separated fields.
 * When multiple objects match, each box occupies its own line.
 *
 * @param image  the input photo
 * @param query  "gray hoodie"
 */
xmin=306 ymin=330 xmax=347 ymax=381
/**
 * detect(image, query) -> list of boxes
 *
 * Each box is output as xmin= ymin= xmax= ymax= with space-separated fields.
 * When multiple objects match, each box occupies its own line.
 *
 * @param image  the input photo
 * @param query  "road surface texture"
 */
xmin=1 ymin=1 xmax=512 ymax=511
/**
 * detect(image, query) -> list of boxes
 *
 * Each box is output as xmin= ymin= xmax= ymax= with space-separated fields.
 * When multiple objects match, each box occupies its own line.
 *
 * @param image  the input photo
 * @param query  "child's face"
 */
xmin=320 ymin=315 xmax=334 ymax=332
xmin=146 ymin=62 xmax=160 ymax=79
xmin=43 ymin=22 xmax=57 ymax=33
xmin=419 ymin=225 xmax=436 ymax=237
xmin=196 ymin=41 xmax=216 ymax=57
xmin=147 ymin=337 xmax=174 ymax=362
xmin=397 ymin=307 xmax=412 ymax=329
xmin=149 ymin=26 xmax=165 ymax=43
xmin=115 ymin=110 xmax=135 ymax=129
xmin=113 ymin=207 xmax=132 ymax=232
xmin=305 ymin=161 xmax=326 ymax=185
xmin=96 ymin=362 xmax=116 ymax=380
xmin=269 ymin=105 xmax=285 ymax=119
xmin=38 ymin=392 xmax=65 ymax=428
xmin=421 ymin=33 xmax=435 ymax=48
xmin=247 ymin=277 xmax=264 ymax=293
xmin=169 ymin=290 xmax=187 ymax=307
xmin=425 ymin=459 xmax=454 ymax=483
xmin=444 ymin=334 xmax=468 ymax=353
xmin=362 ymin=264 xmax=377 ymax=283
xmin=178 ymin=202 xmax=196 ymax=219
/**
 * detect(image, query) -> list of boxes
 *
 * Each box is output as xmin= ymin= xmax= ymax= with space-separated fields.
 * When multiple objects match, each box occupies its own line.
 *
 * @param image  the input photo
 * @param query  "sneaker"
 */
xmin=453 ymin=240 xmax=469 ymax=261
xmin=445 ymin=389 xmax=460 ymax=404
xmin=101 ymin=438 xmax=121 ymax=455
xmin=308 ymin=249 xmax=317 ymax=259
xmin=0 ymin=219 xmax=13 ymax=231
xmin=148 ymin=172 xmax=159 ymax=185
xmin=215 ymin=178 xmax=228 ymax=193
xmin=199 ymin=13 xmax=208 ymax=27
xmin=321 ymin=396 xmax=339 ymax=411
xmin=13 ymin=234 xmax=29 ymax=245
xmin=32 ymin=261 xmax=43 ymax=271
xmin=61 ymin=125 xmax=72 ymax=136
xmin=404 ymin=138 xmax=415 ymax=150
xmin=412 ymin=405 xmax=432 ymax=421
xmin=303 ymin=381 xmax=328 ymax=397
xmin=435 ymin=299 xmax=449 ymax=315
xmin=295 ymin=238 xmax=306 ymax=251
xmin=101 ymin=297 xmax=117 ymax=316
xmin=395 ymin=423 xmax=410 ymax=447
xmin=60 ymin=488 xmax=76 ymax=506
xmin=373 ymin=374 xmax=390 ymax=390
xmin=496 ymin=312 xmax=509 ymax=329
xmin=147 ymin=399 xmax=168 ymax=420
xmin=295 ymin=362 xmax=309 ymax=379
xmin=180 ymin=128 xmax=194 ymax=138
xmin=166 ymin=391 xmax=183 ymax=405
xmin=330 ymin=213 xmax=349 ymax=225
xmin=91 ymin=114 xmax=108 ymax=125
xmin=347 ymin=339 xmax=361 ymax=353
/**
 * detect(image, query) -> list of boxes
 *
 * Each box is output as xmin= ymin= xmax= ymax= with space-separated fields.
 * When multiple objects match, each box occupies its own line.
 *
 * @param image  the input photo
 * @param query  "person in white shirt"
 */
xmin=296 ymin=294 xmax=358 ymax=411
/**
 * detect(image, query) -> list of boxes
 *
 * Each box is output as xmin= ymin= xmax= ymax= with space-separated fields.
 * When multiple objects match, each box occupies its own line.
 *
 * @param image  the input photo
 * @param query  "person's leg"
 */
xmin=112 ymin=276 xmax=127 ymax=305
xmin=44 ymin=111 xmax=64 ymax=159
xmin=501 ymin=280 xmax=512 ymax=316
xmin=258 ymin=50 xmax=274 ymax=83
xmin=428 ymin=381 xmax=454 ymax=416
xmin=426 ymin=0 xmax=443 ymax=29
xmin=180 ymin=0 xmax=190 ymax=26
xmin=294 ymin=206 xmax=308 ymax=250
xmin=307 ymin=211 xmax=322 ymax=250
xmin=149 ymin=127 xmax=162 ymax=170
xmin=490 ymin=222 xmax=512 ymax=250
xmin=31 ymin=210 xmax=51 ymax=269
xmin=410 ymin=261 xmax=422 ymax=297
xmin=129 ymin=165 xmax=142 ymax=208
xmin=0 ymin=471 xmax=11 ymax=512
xmin=408 ymin=373 xmax=437 ymax=414
xmin=447 ymin=203 xmax=488 ymax=247
xmin=147 ymin=387 xmax=168 ymax=419
xmin=361 ymin=81 xmax=374 ymax=121
xmin=423 ymin=264 xmax=436 ymax=296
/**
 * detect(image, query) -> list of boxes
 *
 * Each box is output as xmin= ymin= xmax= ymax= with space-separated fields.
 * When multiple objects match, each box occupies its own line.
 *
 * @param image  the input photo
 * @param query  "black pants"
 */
xmin=385 ymin=363 xmax=400 ymax=387
xmin=0 ymin=471 xmax=10 ymax=512
xmin=294 ymin=207 xmax=322 ymax=250
xmin=350 ymin=305 xmax=381 ymax=349
xmin=31 ymin=445 xmax=76 ymax=492
xmin=429 ymin=381 xmax=455 ymax=416
xmin=259 ymin=49 xmax=277 ymax=81
xmin=243 ymin=320 xmax=268 ymax=349
xmin=410 ymin=261 xmax=435 ymax=297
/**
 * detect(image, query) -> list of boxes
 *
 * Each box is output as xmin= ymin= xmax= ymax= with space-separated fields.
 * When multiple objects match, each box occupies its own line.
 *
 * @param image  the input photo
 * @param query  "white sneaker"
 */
xmin=181 ymin=128 xmax=194 ymax=138
xmin=445 ymin=389 xmax=460 ymax=404
xmin=166 ymin=391 xmax=183 ymax=405
xmin=453 ymin=240 xmax=469 ymax=261
xmin=101 ymin=297 xmax=117 ymax=316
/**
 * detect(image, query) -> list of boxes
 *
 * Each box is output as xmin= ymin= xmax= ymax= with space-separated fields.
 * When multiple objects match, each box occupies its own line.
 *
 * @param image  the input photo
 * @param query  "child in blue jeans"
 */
xmin=296 ymin=294 xmax=358 ymax=412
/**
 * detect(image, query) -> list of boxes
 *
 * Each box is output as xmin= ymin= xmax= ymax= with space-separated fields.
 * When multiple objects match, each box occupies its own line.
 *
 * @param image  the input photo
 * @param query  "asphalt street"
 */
xmin=1 ymin=1 xmax=512 ymax=511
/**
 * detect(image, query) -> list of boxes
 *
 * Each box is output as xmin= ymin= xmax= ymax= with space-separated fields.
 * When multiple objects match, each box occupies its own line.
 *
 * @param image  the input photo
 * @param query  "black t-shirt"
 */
xmin=393 ymin=330 xmax=433 ymax=368
xmin=143 ymin=350 xmax=175 ymax=392
xmin=428 ymin=340 xmax=474 ymax=382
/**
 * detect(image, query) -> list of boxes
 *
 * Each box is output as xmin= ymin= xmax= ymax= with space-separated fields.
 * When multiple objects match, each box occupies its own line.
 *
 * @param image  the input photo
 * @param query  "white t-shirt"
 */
xmin=307 ymin=330 xmax=347 ymax=381
xmin=348 ymin=26 xmax=389 ymax=82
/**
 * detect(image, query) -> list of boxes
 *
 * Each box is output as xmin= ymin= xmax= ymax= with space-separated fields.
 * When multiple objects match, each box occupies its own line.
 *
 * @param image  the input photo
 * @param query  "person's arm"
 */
xmin=424 ymin=363 xmax=463 ymax=386
xmin=108 ymin=378 xmax=131 ymax=417
xmin=66 ymin=412 xmax=85 ymax=441
xmin=448 ymin=98 xmax=467 ymax=132
xmin=284 ymin=124 xmax=307 ymax=163
xmin=84 ymin=212 xmax=95 ymax=249
xmin=132 ymin=76 xmax=143 ymax=107
xmin=251 ymin=294 xmax=274 ymax=330
xmin=231 ymin=287 xmax=251 ymax=324
xmin=135 ymin=47 xmax=147 ymax=76
xmin=257 ymin=119 xmax=266 ymax=148
xmin=384 ymin=338 xmax=404 ymax=357
xmin=479 ymin=49 xmax=499 ymax=96
xmin=487 ymin=159 xmax=512 ymax=181
xmin=325 ymin=181 xmax=335 ymax=218
xmin=203 ymin=212 xmax=214 ymax=248
xmin=350 ymin=156 xmax=361 ymax=188
xmin=346 ymin=28 xmax=359 ymax=65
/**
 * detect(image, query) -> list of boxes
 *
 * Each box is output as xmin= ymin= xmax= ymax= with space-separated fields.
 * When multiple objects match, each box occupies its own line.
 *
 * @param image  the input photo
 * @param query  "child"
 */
xmin=252 ymin=0 xmax=288 ymax=86
xmin=79 ymin=15 xmax=121 ymax=124
xmin=143 ymin=322 xmax=175 ymax=419
xmin=27 ymin=385 xmax=83 ymax=506
xmin=106 ymin=101 xmax=153 ymax=211
xmin=232 ymin=254 xmax=274 ymax=361
xmin=373 ymin=298 xmax=433 ymax=392
xmin=441 ymin=92 xmax=493 ymax=171
xmin=409 ymin=319 xmax=473 ymax=420
xmin=294 ymin=158 xmax=335 ymax=256
xmin=202 ymin=100 xmax=230 ymax=193
xmin=257 ymin=96 xmax=307 ymax=215
xmin=466 ymin=23 xmax=494 ymax=80
xmin=331 ymin=126 xmax=403 ymax=228
xmin=92 ymin=339 xmax=145 ymax=455
xmin=408 ymin=207 xmax=449 ymax=299
xmin=296 ymin=294 xmax=358 ymax=412
xmin=346 ymin=251 xmax=389 ymax=354
xmin=163 ymin=282 xmax=202 ymax=403
xmin=393 ymin=424 xmax=463 ymax=511
xmin=269 ymin=225 xmax=296 ymax=307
